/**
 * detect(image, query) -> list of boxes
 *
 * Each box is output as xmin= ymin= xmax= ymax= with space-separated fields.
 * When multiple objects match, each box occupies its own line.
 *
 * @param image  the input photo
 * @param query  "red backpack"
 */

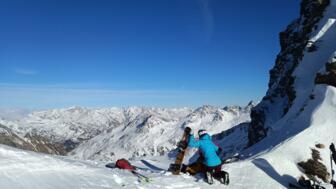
xmin=115 ymin=159 xmax=135 ymax=171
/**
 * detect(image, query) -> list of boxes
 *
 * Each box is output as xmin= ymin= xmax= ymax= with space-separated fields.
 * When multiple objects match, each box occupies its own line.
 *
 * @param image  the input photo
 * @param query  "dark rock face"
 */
xmin=0 ymin=124 xmax=67 ymax=155
xmin=0 ymin=124 xmax=34 ymax=151
xmin=248 ymin=0 xmax=330 ymax=146
xmin=315 ymin=62 xmax=336 ymax=87
xmin=64 ymin=139 xmax=81 ymax=152
xmin=24 ymin=133 xmax=67 ymax=155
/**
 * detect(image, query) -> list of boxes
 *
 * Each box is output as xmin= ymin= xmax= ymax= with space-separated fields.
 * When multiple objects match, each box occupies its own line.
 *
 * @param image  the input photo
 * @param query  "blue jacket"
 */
xmin=188 ymin=134 xmax=222 ymax=167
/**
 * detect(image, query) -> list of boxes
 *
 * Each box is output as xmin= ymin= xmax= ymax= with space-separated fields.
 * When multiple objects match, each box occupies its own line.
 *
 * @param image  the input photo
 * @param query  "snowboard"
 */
xmin=168 ymin=126 xmax=192 ymax=175
xmin=105 ymin=163 xmax=116 ymax=169
xmin=222 ymin=154 xmax=241 ymax=164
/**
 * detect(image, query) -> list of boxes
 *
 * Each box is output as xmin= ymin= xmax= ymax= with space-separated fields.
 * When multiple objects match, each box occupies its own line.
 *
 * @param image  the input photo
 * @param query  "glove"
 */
xmin=185 ymin=127 xmax=192 ymax=133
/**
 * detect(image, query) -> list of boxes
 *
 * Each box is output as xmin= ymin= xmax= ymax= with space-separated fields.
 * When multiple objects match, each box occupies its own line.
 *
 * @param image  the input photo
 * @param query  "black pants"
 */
xmin=205 ymin=164 xmax=221 ymax=172
xmin=205 ymin=164 xmax=229 ymax=180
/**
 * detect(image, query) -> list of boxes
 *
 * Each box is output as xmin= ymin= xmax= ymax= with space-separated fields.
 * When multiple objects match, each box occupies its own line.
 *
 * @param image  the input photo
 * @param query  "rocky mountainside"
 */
xmin=0 ymin=124 xmax=66 ymax=155
xmin=0 ymin=103 xmax=253 ymax=161
xmin=248 ymin=0 xmax=333 ymax=146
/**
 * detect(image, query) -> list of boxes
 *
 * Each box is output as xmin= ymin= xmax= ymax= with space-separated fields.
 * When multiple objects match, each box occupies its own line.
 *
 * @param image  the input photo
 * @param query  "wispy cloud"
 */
xmin=14 ymin=68 xmax=38 ymax=75
xmin=198 ymin=0 xmax=215 ymax=42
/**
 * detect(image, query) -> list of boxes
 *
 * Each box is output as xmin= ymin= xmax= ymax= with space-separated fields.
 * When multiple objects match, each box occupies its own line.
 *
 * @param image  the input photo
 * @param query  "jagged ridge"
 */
xmin=248 ymin=0 xmax=330 ymax=146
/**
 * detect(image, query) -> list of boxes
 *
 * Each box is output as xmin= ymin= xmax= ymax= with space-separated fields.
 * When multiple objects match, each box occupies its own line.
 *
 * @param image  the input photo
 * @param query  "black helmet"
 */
xmin=198 ymin=129 xmax=207 ymax=138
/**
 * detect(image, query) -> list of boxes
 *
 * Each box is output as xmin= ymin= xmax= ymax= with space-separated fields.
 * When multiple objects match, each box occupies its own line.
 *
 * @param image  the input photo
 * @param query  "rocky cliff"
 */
xmin=248 ymin=0 xmax=330 ymax=146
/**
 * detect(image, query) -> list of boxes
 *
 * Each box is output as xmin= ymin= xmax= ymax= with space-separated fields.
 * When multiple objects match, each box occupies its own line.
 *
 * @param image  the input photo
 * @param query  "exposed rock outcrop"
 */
xmin=315 ymin=60 xmax=336 ymax=87
xmin=0 ymin=124 xmax=34 ymax=151
xmin=24 ymin=133 xmax=67 ymax=155
xmin=248 ymin=0 xmax=330 ymax=146
xmin=0 ymin=124 xmax=68 ymax=155
xmin=298 ymin=148 xmax=330 ymax=183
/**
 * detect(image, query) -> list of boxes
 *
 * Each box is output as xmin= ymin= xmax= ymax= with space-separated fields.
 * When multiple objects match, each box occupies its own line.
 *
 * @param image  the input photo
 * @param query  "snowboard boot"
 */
xmin=205 ymin=171 xmax=214 ymax=185
xmin=180 ymin=164 xmax=187 ymax=173
xmin=224 ymin=171 xmax=229 ymax=185
xmin=218 ymin=175 xmax=225 ymax=184
xmin=216 ymin=171 xmax=229 ymax=185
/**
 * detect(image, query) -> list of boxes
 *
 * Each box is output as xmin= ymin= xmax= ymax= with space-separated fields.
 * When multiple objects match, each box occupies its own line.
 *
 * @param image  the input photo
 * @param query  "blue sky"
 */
xmin=0 ymin=0 xmax=300 ymax=109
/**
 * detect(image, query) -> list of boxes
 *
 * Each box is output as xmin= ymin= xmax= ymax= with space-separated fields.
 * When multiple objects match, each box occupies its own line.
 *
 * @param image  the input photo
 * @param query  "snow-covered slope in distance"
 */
xmin=0 ymin=104 xmax=253 ymax=161
xmin=70 ymin=104 xmax=252 ymax=161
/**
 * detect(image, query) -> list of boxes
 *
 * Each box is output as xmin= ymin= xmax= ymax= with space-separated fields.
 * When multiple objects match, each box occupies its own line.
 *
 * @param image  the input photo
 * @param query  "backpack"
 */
xmin=115 ymin=159 xmax=135 ymax=171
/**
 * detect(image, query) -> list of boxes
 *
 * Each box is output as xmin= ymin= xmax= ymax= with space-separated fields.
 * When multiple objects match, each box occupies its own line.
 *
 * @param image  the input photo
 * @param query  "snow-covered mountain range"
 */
xmin=0 ymin=103 xmax=253 ymax=161
xmin=2 ymin=0 xmax=336 ymax=188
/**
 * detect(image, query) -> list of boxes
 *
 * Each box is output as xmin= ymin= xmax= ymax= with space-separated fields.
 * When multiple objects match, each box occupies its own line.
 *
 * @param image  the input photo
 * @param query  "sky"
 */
xmin=0 ymin=0 xmax=301 ymax=109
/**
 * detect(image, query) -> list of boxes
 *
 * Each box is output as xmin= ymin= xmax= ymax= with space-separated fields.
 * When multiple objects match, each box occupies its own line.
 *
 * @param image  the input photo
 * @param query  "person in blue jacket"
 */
xmin=185 ymin=129 xmax=229 ymax=185
xmin=188 ymin=129 xmax=222 ymax=168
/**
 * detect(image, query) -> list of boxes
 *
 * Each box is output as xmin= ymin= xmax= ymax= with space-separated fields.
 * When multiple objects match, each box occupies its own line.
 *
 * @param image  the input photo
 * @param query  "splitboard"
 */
xmin=140 ymin=159 xmax=166 ymax=172
xmin=168 ymin=126 xmax=192 ymax=175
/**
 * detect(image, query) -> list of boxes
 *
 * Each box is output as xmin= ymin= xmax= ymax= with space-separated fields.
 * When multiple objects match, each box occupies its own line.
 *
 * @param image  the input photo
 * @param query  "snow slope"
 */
xmin=225 ymin=85 xmax=336 ymax=188
xmin=0 ymin=144 xmax=270 ymax=189
xmin=0 ymin=142 xmax=328 ymax=189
